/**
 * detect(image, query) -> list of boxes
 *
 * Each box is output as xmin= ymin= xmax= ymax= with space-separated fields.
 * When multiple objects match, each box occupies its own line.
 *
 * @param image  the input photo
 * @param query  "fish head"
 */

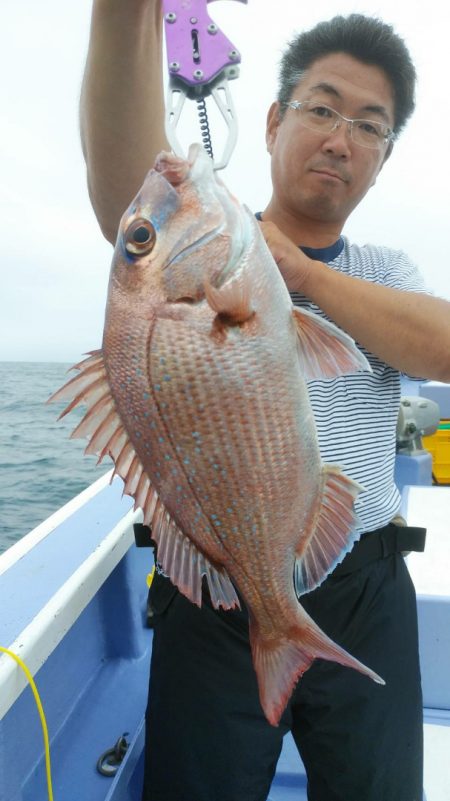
xmin=109 ymin=144 xmax=250 ymax=312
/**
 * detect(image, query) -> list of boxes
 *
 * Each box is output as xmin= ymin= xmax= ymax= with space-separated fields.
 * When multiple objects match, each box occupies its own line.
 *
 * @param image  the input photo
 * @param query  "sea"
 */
xmin=0 ymin=362 xmax=110 ymax=555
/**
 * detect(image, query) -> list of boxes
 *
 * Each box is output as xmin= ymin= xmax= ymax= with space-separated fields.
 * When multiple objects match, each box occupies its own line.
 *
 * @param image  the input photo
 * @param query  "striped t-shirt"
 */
xmin=290 ymin=235 xmax=428 ymax=534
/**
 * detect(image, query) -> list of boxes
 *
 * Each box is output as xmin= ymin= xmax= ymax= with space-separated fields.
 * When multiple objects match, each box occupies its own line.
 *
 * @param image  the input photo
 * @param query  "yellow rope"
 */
xmin=146 ymin=564 xmax=155 ymax=587
xmin=0 ymin=646 xmax=54 ymax=801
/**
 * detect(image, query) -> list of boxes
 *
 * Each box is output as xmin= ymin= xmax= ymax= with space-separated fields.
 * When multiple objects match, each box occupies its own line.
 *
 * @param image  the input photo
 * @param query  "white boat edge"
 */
xmin=0 ymin=470 xmax=115 ymax=578
xmin=0 ymin=477 xmax=141 ymax=721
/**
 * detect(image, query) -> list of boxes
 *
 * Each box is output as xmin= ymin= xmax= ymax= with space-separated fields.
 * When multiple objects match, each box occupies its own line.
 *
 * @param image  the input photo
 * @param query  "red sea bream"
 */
xmin=50 ymin=144 xmax=384 ymax=725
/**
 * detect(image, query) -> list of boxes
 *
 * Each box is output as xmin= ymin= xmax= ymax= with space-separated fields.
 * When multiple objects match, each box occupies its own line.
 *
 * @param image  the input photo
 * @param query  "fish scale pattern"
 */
xmin=148 ymin=311 xmax=319 ymax=606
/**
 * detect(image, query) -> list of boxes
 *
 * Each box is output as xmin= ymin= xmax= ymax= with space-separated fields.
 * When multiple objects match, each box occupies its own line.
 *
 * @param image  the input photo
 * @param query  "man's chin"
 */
xmin=302 ymin=193 xmax=348 ymax=224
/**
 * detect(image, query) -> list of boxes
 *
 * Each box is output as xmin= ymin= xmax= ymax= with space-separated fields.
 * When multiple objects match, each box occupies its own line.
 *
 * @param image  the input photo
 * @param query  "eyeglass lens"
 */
xmin=294 ymin=102 xmax=389 ymax=149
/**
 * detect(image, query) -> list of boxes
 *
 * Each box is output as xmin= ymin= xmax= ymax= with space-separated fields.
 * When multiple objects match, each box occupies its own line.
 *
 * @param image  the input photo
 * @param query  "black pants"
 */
xmin=142 ymin=547 xmax=423 ymax=801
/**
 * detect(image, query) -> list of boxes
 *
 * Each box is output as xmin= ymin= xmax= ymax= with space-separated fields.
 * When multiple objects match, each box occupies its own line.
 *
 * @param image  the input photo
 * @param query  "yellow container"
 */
xmin=422 ymin=420 xmax=450 ymax=484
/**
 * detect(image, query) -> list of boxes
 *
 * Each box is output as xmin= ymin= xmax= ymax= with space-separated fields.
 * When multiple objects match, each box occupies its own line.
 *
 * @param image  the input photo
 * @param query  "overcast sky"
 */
xmin=2 ymin=0 xmax=449 ymax=363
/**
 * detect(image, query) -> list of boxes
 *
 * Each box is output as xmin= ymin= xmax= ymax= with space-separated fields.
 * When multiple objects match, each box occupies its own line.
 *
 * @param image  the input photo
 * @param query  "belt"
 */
xmin=332 ymin=523 xmax=426 ymax=577
xmin=134 ymin=521 xmax=427 ymax=579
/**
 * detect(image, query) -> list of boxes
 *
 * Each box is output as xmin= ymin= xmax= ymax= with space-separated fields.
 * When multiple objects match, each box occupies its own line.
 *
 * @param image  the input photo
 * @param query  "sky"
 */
xmin=1 ymin=0 xmax=449 ymax=362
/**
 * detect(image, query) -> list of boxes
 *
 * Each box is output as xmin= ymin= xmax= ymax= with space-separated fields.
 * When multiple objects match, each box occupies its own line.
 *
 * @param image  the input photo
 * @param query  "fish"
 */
xmin=49 ymin=143 xmax=384 ymax=726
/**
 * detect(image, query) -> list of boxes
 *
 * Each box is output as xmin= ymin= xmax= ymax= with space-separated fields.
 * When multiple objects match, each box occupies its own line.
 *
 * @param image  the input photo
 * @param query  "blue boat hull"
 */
xmin=1 ymin=472 xmax=449 ymax=800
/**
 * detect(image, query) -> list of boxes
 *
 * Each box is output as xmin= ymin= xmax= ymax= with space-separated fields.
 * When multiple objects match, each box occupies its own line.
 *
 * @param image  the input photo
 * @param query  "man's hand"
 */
xmin=259 ymin=218 xmax=450 ymax=381
xmin=258 ymin=220 xmax=314 ymax=293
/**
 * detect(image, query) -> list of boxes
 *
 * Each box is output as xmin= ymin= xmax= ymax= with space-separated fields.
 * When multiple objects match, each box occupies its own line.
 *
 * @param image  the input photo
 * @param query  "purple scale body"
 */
xmin=162 ymin=0 xmax=246 ymax=87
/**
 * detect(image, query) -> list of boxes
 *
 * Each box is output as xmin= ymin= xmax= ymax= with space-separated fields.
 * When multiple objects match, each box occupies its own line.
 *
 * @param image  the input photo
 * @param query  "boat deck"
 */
xmin=0 ymin=477 xmax=449 ymax=801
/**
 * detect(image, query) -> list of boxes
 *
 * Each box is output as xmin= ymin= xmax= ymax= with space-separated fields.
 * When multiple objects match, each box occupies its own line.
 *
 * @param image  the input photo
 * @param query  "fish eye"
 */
xmin=124 ymin=219 xmax=156 ymax=255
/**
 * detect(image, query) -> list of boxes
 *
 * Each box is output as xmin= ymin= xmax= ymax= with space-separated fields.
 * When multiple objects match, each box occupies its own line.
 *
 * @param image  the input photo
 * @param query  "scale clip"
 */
xmin=162 ymin=0 xmax=247 ymax=170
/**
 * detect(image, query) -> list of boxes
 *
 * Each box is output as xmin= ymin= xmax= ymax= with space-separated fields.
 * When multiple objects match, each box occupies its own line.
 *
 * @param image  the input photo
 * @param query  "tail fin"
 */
xmin=250 ymin=616 xmax=384 ymax=727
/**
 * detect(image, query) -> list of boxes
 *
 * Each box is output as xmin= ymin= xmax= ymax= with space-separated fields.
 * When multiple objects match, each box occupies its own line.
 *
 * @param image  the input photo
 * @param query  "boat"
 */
xmin=1 ymin=380 xmax=449 ymax=801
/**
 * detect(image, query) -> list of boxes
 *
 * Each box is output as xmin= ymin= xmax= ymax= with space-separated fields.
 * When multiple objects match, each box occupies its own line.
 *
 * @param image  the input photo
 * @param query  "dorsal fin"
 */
xmin=48 ymin=350 xmax=240 ymax=611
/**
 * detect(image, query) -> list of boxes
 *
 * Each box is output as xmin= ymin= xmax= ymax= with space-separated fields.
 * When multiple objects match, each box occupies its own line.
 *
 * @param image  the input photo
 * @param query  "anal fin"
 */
xmin=153 ymin=502 xmax=240 ymax=610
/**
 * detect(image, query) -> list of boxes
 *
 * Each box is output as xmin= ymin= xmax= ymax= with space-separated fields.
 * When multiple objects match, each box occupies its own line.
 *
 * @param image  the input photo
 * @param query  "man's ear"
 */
xmin=266 ymin=101 xmax=282 ymax=154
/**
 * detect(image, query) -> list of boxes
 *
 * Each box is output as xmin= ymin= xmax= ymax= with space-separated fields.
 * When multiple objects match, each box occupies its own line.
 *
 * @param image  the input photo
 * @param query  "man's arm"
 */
xmin=80 ymin=0 xmax=168 ymax=244
xmin=260 ymin=221 xmax=450 ymax=383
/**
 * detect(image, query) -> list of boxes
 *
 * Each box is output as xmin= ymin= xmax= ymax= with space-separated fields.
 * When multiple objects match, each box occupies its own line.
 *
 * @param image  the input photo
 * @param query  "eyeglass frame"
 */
xmin=282 ymin=100 xmax=395 ymax=150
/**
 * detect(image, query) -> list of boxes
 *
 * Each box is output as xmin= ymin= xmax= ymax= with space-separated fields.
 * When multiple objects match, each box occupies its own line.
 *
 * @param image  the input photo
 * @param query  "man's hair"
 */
xmin=277 ymin=14 xmax=416 ymax=137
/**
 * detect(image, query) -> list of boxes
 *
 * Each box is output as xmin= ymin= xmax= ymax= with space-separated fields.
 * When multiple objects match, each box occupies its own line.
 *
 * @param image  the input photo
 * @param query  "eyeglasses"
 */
xmin=283 ymin=100 xmax=394 ymax=150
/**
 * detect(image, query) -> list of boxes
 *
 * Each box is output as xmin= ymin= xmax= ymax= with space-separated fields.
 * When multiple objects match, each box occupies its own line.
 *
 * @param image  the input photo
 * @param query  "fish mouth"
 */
xmin=164 ymin=224 xmax=224 ymax=270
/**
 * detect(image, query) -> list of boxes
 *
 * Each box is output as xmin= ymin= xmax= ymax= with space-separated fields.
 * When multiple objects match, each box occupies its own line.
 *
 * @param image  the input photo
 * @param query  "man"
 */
xmin=80 ymin=6 xmax=450 ymax=800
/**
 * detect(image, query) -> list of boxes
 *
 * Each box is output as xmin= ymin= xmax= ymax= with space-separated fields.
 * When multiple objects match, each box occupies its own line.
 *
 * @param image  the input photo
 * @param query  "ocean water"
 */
xmin=0 ymin=362 xmax=110 ymax=554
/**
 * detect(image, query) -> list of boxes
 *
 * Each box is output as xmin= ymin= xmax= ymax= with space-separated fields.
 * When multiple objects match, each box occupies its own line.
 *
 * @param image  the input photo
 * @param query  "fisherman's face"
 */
xmin=266 ymin=53 xmax=395 ymax=227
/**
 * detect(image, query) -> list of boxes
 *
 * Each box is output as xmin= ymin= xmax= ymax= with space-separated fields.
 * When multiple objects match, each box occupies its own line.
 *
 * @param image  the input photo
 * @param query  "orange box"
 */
xmin=422 ymin=420 xmax=450 ymax=484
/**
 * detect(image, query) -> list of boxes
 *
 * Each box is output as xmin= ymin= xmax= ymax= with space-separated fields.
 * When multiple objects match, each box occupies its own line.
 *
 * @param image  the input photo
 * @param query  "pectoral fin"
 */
xmin=204 ymin=270 xmax=254 ymax=324
xmin=294 ymin=465 xmax=364 ymax=595
xmin=292 ymin=307 xmax=371 ymax=380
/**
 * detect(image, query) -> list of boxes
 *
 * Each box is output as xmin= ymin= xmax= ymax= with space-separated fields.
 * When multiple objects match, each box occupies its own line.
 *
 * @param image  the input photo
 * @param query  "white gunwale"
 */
xmin=0 ymin=471 xmax=114 ymax=578
xmin=0 ymin=500 xmax=140 ymax=721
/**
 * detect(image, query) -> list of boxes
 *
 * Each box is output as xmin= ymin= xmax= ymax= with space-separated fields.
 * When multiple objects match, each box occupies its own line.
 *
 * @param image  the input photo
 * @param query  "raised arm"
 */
xmin=80 ymin=0 xmax=168 ymax=243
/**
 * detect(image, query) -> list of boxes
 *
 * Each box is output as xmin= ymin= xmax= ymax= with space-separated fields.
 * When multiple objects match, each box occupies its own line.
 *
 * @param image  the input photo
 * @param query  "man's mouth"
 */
xmin=310 ymin=168 xmax=349 ymax=184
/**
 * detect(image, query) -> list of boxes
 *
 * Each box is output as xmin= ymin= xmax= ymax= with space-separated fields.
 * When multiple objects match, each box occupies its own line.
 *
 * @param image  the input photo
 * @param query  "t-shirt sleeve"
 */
xmin=382 ymin=249 xmax=431 ymax=294
xmin=381 ymin=250 xmax=433 ymax=380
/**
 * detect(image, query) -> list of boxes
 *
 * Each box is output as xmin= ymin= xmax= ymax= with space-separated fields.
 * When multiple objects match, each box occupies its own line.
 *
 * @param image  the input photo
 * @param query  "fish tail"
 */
xmin=250 ymin=616 xmax=384 ymax=727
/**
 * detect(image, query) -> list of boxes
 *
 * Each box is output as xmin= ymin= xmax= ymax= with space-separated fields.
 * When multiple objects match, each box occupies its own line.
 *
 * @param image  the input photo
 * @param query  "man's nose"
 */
xmin=321 ymin=120 xmax=352 ymax=158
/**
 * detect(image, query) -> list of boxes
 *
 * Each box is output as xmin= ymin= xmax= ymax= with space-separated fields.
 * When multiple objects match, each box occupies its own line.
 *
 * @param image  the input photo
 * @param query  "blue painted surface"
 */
xmin=417 ymin=595 xmax=450 ymax=710
xmin=400 ymin=377 xmax=425 ymax=397
xmin=104 ymin=718 xmax=146 ymax=801
xmin=0 ymin=533 xmax=152 ymax=801
xmin=420 ymin=382 xmax=450 ymax=418
xmin=0 ymin=479 xmax=134 ymax=648
xmin=268 ymin=736 xmax=308 ymax=800
xmin=394 ymin=451 xmax=433 ymax=495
